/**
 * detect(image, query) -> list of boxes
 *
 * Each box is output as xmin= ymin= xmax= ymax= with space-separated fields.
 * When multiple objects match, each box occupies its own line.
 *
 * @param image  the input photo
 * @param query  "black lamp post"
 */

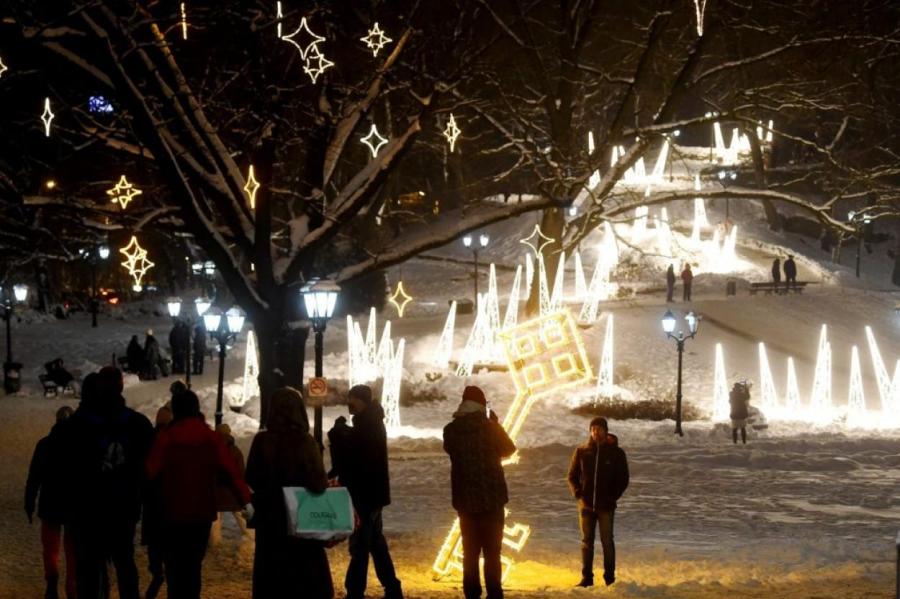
xmin=462 ymin=233 xmax=489 ymax=308
xmin=848 ymin=210 xmax=871 ymax=278
xmin=3 ymin=284 xmax=29 ymax=394
xmin=88 ymin=244 xmax=110 ymax=328
xmin=203 ymin=306 xmax=245 ymax=427
xmin=662 ymin=309 xmax=700 ymax=437
xmin=167 ymin=296 xmax=211 ymax=389
xmin=717 ymin=169 xmax=737 ymax=222
xmin=300 ymin=277 xmax=341 ymax=447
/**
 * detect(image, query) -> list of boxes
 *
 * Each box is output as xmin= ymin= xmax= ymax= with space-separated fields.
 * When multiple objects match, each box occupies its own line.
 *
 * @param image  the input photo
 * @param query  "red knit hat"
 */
xmin=462 ymin=385 xmax=486 ymax=406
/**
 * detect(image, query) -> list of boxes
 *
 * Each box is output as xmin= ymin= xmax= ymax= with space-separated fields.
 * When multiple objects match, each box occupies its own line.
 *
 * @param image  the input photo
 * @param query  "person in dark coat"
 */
xmin=246 ymin=387 xmax=334 ymax=599
xmin=146 ymin=390 xmax=251 ymax=599
xmin=771 ymin=258 xmax=781 ymax=284
xmin=126 ymin=335 xmax=144 ymax=375
xmin=168 ymin=321 xmax=190 ymax=375
xmin=143 ymin=331 xmax=162 ymax=380
xmin=64 ymin=367 xmax=154 ymax=599
xmin=567 ymin=417 xmax=629 ymax=587
xmin=680 ymin=263 xmax=694 ymax=302
xmin=443 ymin=386 xmax=516 ymax=599
xmin=665 ymin=264 xmax=676 ymax=303
xmin=729 ymin=381 xmax=751 ymax=444
xmin=141 ymin=405 xmax=173 ymax=599
xmin=45 ymin=358 xmax=77 ymax=394
xmin=192 ymin=324 xmax=206 ymax=375
xmin=210 ymin=423 xmax=248 ymax=544
xmin=783 ymin=255 xmax=797 ymax=288
xmin=329 ymin=385 xmax=403 ymax=599
xmin=327 ymin=416 xmax=351 ymax=480
xmin=26 ymin=406 xmax=77 ymax=599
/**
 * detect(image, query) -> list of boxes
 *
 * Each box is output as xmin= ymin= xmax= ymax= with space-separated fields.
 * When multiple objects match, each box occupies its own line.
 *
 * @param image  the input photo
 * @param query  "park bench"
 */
xmin=749 ymin=282 xmax=809 ymax=296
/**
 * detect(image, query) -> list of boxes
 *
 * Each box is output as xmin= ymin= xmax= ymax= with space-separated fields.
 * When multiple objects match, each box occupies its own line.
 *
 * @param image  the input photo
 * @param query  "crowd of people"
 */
xmin=666 ymin=263 xmax=694 ymax=303
xmin=125 ymin=323 xmax=207 ymax=382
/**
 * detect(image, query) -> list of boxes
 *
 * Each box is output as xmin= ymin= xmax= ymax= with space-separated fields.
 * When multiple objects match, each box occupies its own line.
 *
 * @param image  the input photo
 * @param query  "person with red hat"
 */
xmin=443 ymin=385 xmax=516 ymax=599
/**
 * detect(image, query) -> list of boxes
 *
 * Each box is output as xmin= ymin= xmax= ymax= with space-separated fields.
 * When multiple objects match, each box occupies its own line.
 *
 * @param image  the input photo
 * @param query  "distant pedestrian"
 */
xmin=246 ymin=387 xmax=334 ymax=599
xmin=681 ymin=263 xmax=694 ymax=302
xmin=729 ymin=381 xmax=751 ymax=444
xmin=146 ymin=390 xmax=251 ymax=599
xmin=771 ymin=258 xmax=781 ymax=285
xmin=143 ymin=330 xmax=162 ymax=380
xmin=210 ymin=423 xmax=248 ymax=545
xmin=567 ymin=417 xmax=629 ymax=588
xmin=126 ymin=335 xmax=144 ymax=375
xmin=665 ymin=264 xmax=676 ymax=303
xmin=192 ymin=323 xmax=207 ymax=376
xmin=330 ymin=385 xmax=404 ymax=599
xmin=25 ymin=406 xmax=77 ymax=599
xmin=443 ymin=386 xmax=516 ymax=599
xmin=141 ymin=405 xmax=173 ymax=599
xmin=783 ymin=255 xmax=797 ymax=288
xmin=168 ymin=321 xmax=190 ymax=375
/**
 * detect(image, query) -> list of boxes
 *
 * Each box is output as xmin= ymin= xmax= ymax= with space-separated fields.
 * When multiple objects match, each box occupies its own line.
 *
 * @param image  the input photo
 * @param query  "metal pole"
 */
xmin=855 ymin=225 xmax=862 ymax=278
xmin=215 ymin=337 xmax=226 ymax=427
xmin=894 ymin=530 xmax=899 ymax=599
xmin=314 ymin=327 xmax=324 ymax=448
xmin=5 ymin=304 xmax=12 ymax=364
xmin=185 ymin=320 xmax=192 ymax=388
xmin=675 ymin=338 xmax=684 ymax=437
xmin=473 ymin=249 xmax=479 ymax=308
xmin=91 ymin=263 xmax=98 ymax=328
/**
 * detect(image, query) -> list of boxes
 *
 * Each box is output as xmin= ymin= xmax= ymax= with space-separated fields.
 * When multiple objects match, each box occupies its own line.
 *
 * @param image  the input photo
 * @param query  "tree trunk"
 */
xmin=525 ymin=207 xmax=566 ymax=316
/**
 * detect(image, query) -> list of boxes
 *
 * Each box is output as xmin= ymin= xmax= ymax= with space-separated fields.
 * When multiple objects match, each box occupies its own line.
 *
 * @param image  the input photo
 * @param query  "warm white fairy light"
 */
xmin=382 ymin=338 xmax=404 ymax=433
xmin=303 ymin=44 xmax=334 ymax=83
xmin=107 ymin=175 xmax=143 ymax=209
xmin=119 ymin=236 xmax=155 ymax=287
xmin=276 ymin=1 xmax=283 ymax=39
xmin=756 ymin=119 xmax=774 ymax=143
xmin=434 ymin=301 xmax=457 ymax=369
xmin=180 ymin=3 xmax=188 ymax=39
xmin=41 ymin=98 xmax=55 ymax=137
xmin=892 ymin=361 xmax=900 ymax=409
xmin=486 ymin=264 xmax=502 ymax=342
xmin=601 ymin=221 xmax=619 ymax=268
xmin=536 ymin=256 xmax=553 ymax=318
xmin=594 ymin=314 xmax=614 ymax=399
xmin=549 ymin=251 xmax=566 ymax=313
xmin=519 ymin=224 xmax=555 ymax=258
xmin=579 ymin=257 xmax=611 ymax=324
xmin=0 ymin=56 xmax=8 ymax=78
xmin=573 ymin=251 xmax=587 ymax=302
xmin=691 ymin=176 xmax=709 ymax=245
xmin=347 ymin=308 xmax=395 ymax=387
xmin=712 ymin=343 xmax=729 ymax=421
xmin=360 ymin=123 xmax=388 ymax=158
xmin=524 ymin=256 xmax=534 ymax=296
xmin=360 ymin=22 xmax=393 ymax=56
xmin=694 ymin=0 xmax=708 ymax=36
xmin=810 ymin=324 xmax=832 ymax=415
xmin=847 ymin=345 xmax=866 ymax=420
xmin=281 ymin=15 xmax=325 ymax=59
xmin=388 ymin=281 xmax=413 ymax=317
xmin=864 ymin=326 xmax=894 ymax=412
xmin=785 ymin=357 xmax=801 ymax=413
xmin=456 ymin=295 xmax=491 ymax=376
xmin=631 ymin=205 xmax=648 ymax=243
xmin=244 ymin=164 xmax=260 ymax=209
xmin=237 ymin=329 xmax=260 ymax=409
xmin=758 ymin=343 xmax=778 ymax=411
xmin=442 ymin=114 xmax=461 ymax=153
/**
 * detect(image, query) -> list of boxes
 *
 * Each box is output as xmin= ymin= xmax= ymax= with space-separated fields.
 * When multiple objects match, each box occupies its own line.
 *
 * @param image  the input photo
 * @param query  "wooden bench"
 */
xmin=749 ymin=282 xmax=809 ymax=296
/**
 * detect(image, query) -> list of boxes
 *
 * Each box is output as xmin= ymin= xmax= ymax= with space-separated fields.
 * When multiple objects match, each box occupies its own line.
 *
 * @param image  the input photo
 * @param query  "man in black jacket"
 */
xmin=332 ymin=384 xmax=403 ymax=599
xmin=443 ymin=386 xmax=516 ymax=599
xmin=567 ymin=417 xmax=629 ymax=587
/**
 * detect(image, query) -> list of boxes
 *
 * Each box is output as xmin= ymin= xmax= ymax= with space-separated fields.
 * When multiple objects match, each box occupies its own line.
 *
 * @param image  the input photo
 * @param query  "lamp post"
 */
xmin=717 ymin=169 xmax=737 ymax=223
xmin=166 ymin=296 xmax=211 ymax=389
xmin=3 ymin=284 xmax=29 ymax=394
xmin=462 ymin=233 xmax=489 ymax=308
xmin=662 ymin=309 xmax=700 ymax=437
xmin=300 ymin=277 xmax=341 ymax=447
xmin=848 ymin=211 xmax=871 ymax=278
xmin=88 ymin=244 xmax=110 ymax=328
xmin=204 ymin=306 xmax=245 ymax=427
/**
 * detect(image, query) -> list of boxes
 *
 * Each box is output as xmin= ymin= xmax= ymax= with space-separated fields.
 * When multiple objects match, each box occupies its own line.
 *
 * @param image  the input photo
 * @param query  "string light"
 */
xmin=244 ymin=165 xmax=260 ymax=209
xmin=107 ymin=175 xmax=143 ymax=209
xmin=631 ymin=205 xmax=648 ymax=243
xmin=359 ymin=22 xmax=393 ymax=56
xmin=381 ymin=337 xmax=405 ymax=433
xmin=847 ymin=345 xmax=865 ymax=420
xmin=360 ymin=123 xmax=388 ymax=158
xmin=694 ymin=0 xmax=708 ymax=36
xmin=41 ymin=98 xmax=54 ymax=137
xmin=237 ymin=329 xmax=260 ymax=409
xmin=502 ymin=265 xmax=522 ymax=331
xmin=810 ymin=324 xmax=832 ymax=417
xmin=119 ymin=236 xmax=155 ymax=287
xmin=281 ymin=15 xmax=325 ymax=59
xmin=549 ymin=251 xmax=566 ymax=313
xmin=302 ymin=44 xmax=334 ymax=83
xmin=388 ymin=281 xmax=413 ymax=317
xmin=712 ymin=343 xmax=729 ymax=420
xmin=519 ymin=224 xmax=555 ymax=258
xmin=785 ymin=357 xmax=801 ymax=413
xmin=433 ymin=301 xmax=457 ymax=369
xmin=573 ymin=251 xmax=587 ymax=302
xmin=180 ymin=3 xmax=188 ymax=39
xmin=442 ymin=114 xmax=461 ymax=153
xmin=864 ymin=326 xmax=894 ymax=412
xmin=758 ymin=343 xmax=778 ymax=411
xmin=595 ymin=314 xmax=614 ymax=399
xmin=0 ymin=56 xmax=7 ymax=78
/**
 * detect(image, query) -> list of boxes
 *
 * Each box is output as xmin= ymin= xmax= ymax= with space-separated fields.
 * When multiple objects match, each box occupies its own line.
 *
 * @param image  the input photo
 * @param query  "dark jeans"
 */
xmin=458 ymin=509 xmax=504 ymax=599
xmin=72 ymin=519 xmax=139 ymax=599
xmin=580 ymin=509 xmax=615 ymax=582
xmin=163 ymin=521 xmax=211 ymax=599
xmin=192 ymin=352 xmax=204 ymax=375
xmin=666 ymin=282 xmax=674 ymax=302
xmin=682 ymin=283 xmax=692 ymax=301
xmin=346 ymin=507 xmax=402 ymax=599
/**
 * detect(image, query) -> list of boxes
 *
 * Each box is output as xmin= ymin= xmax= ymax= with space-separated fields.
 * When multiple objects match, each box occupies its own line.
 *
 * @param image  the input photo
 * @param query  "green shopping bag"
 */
xmin=282 ymin=486 xmax=355 ymax=541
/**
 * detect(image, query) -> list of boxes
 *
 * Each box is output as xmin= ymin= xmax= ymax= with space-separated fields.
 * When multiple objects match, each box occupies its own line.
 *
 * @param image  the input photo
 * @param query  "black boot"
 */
xmin=44 ymin=575 xmax=59 ymax=599
xmin=732 ymin=429 xmax=738 ymax=444
xmin=576 ymin=577 xmax=593 ymax=587
xmin=741 ymin=427 xmax=747 ymax=444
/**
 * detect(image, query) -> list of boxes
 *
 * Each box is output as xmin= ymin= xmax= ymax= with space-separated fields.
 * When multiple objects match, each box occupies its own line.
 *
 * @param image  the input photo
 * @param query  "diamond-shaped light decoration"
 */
xmin=107 ymin=175 xmax=143 ymax=209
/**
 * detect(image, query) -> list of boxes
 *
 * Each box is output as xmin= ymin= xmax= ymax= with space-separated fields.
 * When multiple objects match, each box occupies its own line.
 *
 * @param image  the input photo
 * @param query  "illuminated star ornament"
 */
xmin=119 ymin=236 xmax=155 ymax=288
xmin=360 ymin=22 xmax=392 ymax=56
xmin=180 ymin=3 xmax=188 ymax=40
xmin=694 ymin=0 xmax=708 ymax=36
xmin=244 ymin=165 xmax=260 ymax=209
xmin=360 ymin=124 xmax=388 ymax=158
xmin=388 ymin=281 xmax=413 ymax=318
xmin=303 ymin=45 xmax=335 ymax=84
xmin=41 ymin=98 xmax=55 ymax=137
xmin=0 ymin=56 xmax=8 ymax=78
xmin=278 ymin=6 xmax=333 ymax=84
xmin=107 ymin=175 xmax=143 ymax=209
xmin=519 ymin=224 xmax=555 ymax=257
xmin=443 ymin=114 xmax=461 ymax=153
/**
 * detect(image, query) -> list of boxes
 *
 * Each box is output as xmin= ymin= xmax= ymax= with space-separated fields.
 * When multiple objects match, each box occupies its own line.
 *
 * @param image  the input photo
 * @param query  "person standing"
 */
xmin=443 ymin=386 xmax=516 ymax=599
xmin=210 ymin=423 xmax=248 ymax=545
xmin=25 ymin=406 xmax=77 ymax=599
xmin=192 ymin=323 xmax=206 ymax=376
xmin=141 ymin=405 xmax=173 ymax=599
xmin=665 ymin=264 xmax=676 ymax=303
xmin=331 ymin=385 xmax=403 ymax=599
xmin=729 ymin=382 xmax=751 ymax=444
xmin=681 ymin=263 xmax=694 ymax=302
xmin=168 ymin=321 xmax=190 ymax=375
xmin=246 ymin=387 xmax=334 ymax=599
xmin=783 ymin=255 xmax=797 ymax=289
xmin=567 ymin=417 xmax=629 ymax=588
xmin=143 ymin=330 xmax=161 ymax=380
xmin=126 ymin=335 xmax=144 ymax=375
xmin=146 ymin=390 xmax=251 ymax=599
xmin=771 ymin=258 xmax=781 ymax=285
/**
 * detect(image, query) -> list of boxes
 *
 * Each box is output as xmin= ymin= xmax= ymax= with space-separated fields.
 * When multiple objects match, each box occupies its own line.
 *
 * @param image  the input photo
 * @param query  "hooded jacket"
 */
xmin=337 ymin=402 xmax=392 ymax=510
xmin=567 ymin=433 xmax=629 ymax=512
xmin=25 ymin=422 xmax=69 ymax=523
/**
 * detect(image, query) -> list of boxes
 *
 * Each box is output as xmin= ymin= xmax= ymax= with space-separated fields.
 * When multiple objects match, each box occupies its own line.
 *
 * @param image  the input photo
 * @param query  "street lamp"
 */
xmin=661 ymin=309 xmax=700 ymax=437
xmin=462 ymin=233 xmax=489 ymax=308
xmin=3 ymin=284 xmax=29 ymax=393
xmin=166 ymin=297 xmax=211 ymax=389
xmin=87 ymin=244 xmax=110 ymax=328
xmin=848 ymin=210 xmax=872 ymax=278
xmin=205 ymin=306 xmax=245 ymax=427
xmin=300 ymin=277 xmax=341 ymax=447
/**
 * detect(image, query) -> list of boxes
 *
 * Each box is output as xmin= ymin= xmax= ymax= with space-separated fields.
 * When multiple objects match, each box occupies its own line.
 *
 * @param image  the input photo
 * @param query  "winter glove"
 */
xmin=242 ymin=503 xmax=255 ymax=523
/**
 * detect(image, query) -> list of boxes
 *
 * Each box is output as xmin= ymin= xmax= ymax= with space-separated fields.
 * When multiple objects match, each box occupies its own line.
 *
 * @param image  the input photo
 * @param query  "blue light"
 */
xmin=88 ymin=96 xmax=114 ymax=113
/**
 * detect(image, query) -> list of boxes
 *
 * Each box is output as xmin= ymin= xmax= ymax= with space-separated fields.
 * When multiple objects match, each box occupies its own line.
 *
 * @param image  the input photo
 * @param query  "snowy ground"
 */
xmin=1 ymin=210 xmax=899 ymax=597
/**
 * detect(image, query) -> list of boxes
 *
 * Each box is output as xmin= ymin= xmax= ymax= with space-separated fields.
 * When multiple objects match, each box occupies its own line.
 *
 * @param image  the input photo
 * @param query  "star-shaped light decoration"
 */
xmin=0 ymin=56 xmax=8 ymax=78
xmin=107 ymin=175 xmax=143 ymax=209
xmin=519 ymin=224 xmax=555 ymax=258
xmin=180 ymin=3 xmax=188 ymax=40
xmin=41 ymin=98 xmax=54 ymax=137
xmin=244 ymin=165 xmax=260 ymax=209
xmin=282 ymin=15 xmax=326 ymax=60
xmin=303 ymin=45 xmax=334 ymax=84
xmin=694 ymin=0 xmax=708 ymax=36
xmin=119 ymin=236 xmax=155 ymax=287
xmin=388 ymin=281 xmax=413 ymax=318
xmin=443 ymin=113 xmax=461 ymax=153
xmin=360 ymin=124 xmax=388 ymax=158
xmin=360 ymin=22 xmax=393 ymax=57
